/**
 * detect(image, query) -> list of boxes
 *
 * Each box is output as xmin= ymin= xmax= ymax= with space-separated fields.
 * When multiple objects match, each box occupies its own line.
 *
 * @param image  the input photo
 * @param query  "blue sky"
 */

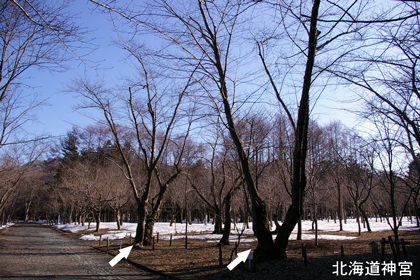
xmin=22 ymin=0 xmax=129 ymax=138
xmin=20 ymin=0 xmax=362 ymax=140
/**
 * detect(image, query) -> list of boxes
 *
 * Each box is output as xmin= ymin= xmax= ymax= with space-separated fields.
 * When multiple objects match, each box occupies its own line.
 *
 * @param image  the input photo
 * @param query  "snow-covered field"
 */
xmin=51 ymin=217 xmax=419 ymax=243
xmin=0 ymin=222 xmax=14 ymax=230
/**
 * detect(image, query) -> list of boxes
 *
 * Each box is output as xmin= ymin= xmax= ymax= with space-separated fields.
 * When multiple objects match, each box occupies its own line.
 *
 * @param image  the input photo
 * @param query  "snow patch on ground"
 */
xmin=49 ymin=217 xmax=419 ymax=242
xmin=52 ymin=224 xmax=95 ymax=233
xmin=0 ymin=223 xmax=14 ymax=230
xmin=80 ymin=232 xmax=130 ymax=241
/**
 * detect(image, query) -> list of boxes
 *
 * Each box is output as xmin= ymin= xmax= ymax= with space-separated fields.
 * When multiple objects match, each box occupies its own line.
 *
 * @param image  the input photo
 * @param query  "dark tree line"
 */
xmin=4 ymin=117 xmax=418 ymax=246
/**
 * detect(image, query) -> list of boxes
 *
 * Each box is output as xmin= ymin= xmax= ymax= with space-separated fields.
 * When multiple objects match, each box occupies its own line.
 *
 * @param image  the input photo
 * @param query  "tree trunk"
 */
xmin=337 ymin=179 xmax=344 ymax=231
xmin=359 ymin=207 xmax=371 ymax=232
xmin=314 ymin=204 xmax=318 ymax=246
xmin=252 ymin=198 xmax=273 ymax=254
xmin=143 ymin=205 xmax=164 ymax=246
xmin=272 ymin=213 xmax=281 ymax=233
xmin=170 ymin=212 xmax=175 ymax=226
xmin=244 ymin=209 xmax=249 ymax=229
xmin=134 ymin=202 xmax=147 ymax=245
xmin=219 ymin=191 xmax=234 ymax=245
xmin=24 ymin=200 xmax=32 ymax=222
xmin=413 ymin=194 xmax=420 ymax=227
xmin=274 ymin=0 xmax=320 ymax=259
xmin=94 ymin=209 xmax=101 ymax=232
xmin=269 ymin=208 xmax=273 ymax=229
xmin=207 ymin=0 xmax=273 ymax=253
xmin=356 ymin=207 xmax=361 ymax=236
xmin=68 ymin=204 xmax=74 ymax=224
xmin=143 ymin=217 xmax=155 ymax=246
xmin=188 ymin=210 xmax=192 ymax=225
xmin=213 ymin=206 xmax=223 ymax=234
xmin=297 ymin=215 xmax=302 ymax=240
xmin=116 ymin=209 xmax=121 ymax=230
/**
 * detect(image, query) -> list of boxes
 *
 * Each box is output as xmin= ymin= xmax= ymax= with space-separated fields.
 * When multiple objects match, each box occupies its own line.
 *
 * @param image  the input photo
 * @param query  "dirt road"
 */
xmin=0 ymin=223 xmax=164 ymax=279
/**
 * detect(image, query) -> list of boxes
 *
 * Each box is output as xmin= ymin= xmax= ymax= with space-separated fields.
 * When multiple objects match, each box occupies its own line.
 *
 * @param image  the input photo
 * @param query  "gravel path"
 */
xmin=0 ymin=223 xmax=165 ymax=279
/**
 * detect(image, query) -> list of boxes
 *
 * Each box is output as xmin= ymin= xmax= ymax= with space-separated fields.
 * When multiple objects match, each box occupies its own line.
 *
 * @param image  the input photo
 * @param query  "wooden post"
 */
xmin=219 ymin=246 xmax=223 ymax=266
xmin=369 ymin=241 xmax=379 ymax=259
xmin=388 ymin=236 xmax=397 ymax=261
xmin=247 ymin=253 xmax=253 ymax=270
xmin=185 ymin=231 xmax=188 ymax=249
xmin=401 ymin=238 xmax=409 ymax=261
xmin=153 ymin=236 xmax=155 ymax=250
xmin=129 ymin=234 xmax=132 ymax=244
xmin=99 ymin=235 xmax=102 ymax=247
xmin=341 ymin=245 xmax=344 ymax=262
xmin=381 ymin=238 xmax=386 ymax=262
xmin=170 ymin=234 xmax=172 ymax=246
xmin=157 ymin=232 xmax=159 ymax=244
xmin=302 ymin=246 xmax=307 ymax=267
xmin=253 ymin=250 xmax=257 ymax=271
xmin=107 ymin=237 xmax=109 ymax=250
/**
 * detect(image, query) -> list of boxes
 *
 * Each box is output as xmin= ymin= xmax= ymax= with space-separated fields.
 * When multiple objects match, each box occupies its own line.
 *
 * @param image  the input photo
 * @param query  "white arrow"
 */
xmin=227 ymin=249 xmax=251 ymax=271
xmin=109 ymin=245 xmax=133 ymax=267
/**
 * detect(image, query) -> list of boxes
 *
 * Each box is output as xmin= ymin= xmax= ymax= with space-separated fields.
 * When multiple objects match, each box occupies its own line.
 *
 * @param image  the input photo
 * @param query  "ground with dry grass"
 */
xmin=59 ymin=226 xmax=420 ymax=280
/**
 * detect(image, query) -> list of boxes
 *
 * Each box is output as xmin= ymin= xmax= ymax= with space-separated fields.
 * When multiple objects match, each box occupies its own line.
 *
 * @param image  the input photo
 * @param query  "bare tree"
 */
xmin=0 ymin=0 xmax=83 ymax=104
xmin=328 ymin=1 xmax=420 ymax=238
xmin=86 ymin=0 xmax=392 ymax=258
xmin=369 ymin=116 xmax=414 ymax=241
xmin=187 ymin=124 xmax=224 ymax=234
xmin=0 ymin=140 xmax=47 ymax=220
xmin=257 ymin=0 xmax=321 ymax=258
xmin=106 ymin=167 xmax=132 ymax=230
xmin=407 ymin=156 xmax=420 ymax=227
xmin=73 ymin=46 xmax=196 ymax=245
xmin=270 ymin=114 xmax=294 ymax=234
xmin=187 ymin=122 xmax=245 ymax=244
xmin=339 ymin=133 xmax=375 ymax=235
xmin=305 ymin=121 xmax=332 ymax=244
xmin=255 ymin=0 xmax=389 ymax=258
xmin=0 ymin=0 xmax=85 ymax=220
xmin=87 ymin=0 xmax=277 ymax=254
xmin=331 ymin=2 xmax=420 ymax=163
